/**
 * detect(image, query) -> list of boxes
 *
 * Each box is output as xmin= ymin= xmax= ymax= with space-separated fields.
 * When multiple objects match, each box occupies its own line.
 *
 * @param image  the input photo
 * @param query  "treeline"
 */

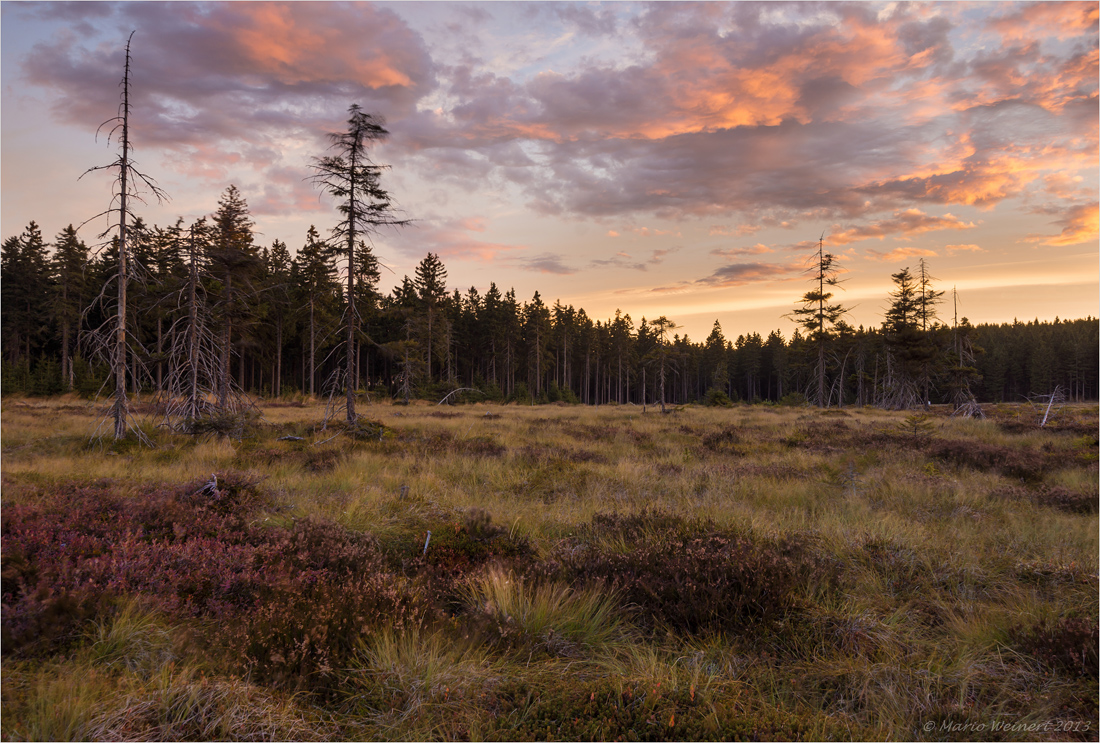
xmin=2 ymin=202 xmax=1097 ymax=406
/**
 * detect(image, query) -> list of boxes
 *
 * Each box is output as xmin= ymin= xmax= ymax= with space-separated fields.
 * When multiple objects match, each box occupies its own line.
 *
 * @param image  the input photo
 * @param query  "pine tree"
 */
xmin=311 ymin=104 xmax=409 ymax=422
xmin=648 ymin=316 xmax=678 ymax=412
xmin=789 ymin=235 xmax=846 ymax=407
xmin=296 ymin=225 xmax=339 ymax=397
xmin=1 ymin=222 xmax=53 ymax=369
xmin=881 ymin=266 xmax=935 ymax=408
xmin=414 ymin=252 xmax=448 ymax=384
xmin=207 ymin=185 xmax=259 ymax=408
xmin=265 ymin=240 xmax=293 ymax=397
xmin=51 ymin=225 xmax=89 ymax=390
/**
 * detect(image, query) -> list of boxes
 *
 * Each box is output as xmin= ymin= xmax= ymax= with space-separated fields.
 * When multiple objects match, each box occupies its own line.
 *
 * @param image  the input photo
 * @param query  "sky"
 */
xmin=2 ymin=1 xmax=1097 ymax=341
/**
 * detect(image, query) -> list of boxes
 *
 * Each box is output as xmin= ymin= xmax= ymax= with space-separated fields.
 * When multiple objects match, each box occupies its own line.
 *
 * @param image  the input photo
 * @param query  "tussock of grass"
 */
xmin=461 ymin=567 xmax=624 ymax=654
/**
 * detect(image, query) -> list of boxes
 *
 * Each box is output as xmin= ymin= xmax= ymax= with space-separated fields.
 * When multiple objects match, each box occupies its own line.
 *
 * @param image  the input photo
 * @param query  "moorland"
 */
xmin=1 ymin=395 xmax=1097 ymax=741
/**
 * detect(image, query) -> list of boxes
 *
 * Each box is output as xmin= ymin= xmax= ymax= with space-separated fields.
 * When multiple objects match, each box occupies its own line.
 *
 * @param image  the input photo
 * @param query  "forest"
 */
xmin=1 ymin=208 xmax=1097 ymax=410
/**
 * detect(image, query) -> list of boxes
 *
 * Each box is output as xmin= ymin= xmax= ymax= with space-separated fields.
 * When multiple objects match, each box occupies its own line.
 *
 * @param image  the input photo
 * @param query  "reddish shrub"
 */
xmin=1010 ymin=616 xmax=1099 ymax=679
xmin=1031 ymin=486 xmax=1098 ymax=514
xmin=220 ymin=571 xmax=431 ymax=696
xmin=540 ymin=511 xmax=837 ymax=635
xmin=929 ymin=439 xmax=1049 ymax=482
xmin=701 ymin=426 xmax=742 ymax=454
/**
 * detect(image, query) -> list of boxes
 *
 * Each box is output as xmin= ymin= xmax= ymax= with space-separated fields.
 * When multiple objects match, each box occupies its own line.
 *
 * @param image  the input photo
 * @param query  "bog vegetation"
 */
xmin=2 ymin=396 xmax=1097 ymax=740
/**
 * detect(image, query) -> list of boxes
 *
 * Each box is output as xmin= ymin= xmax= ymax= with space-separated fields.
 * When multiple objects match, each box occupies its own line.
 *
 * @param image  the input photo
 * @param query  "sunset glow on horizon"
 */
xmin=2 ymin=1 xmax=1097 ymax=341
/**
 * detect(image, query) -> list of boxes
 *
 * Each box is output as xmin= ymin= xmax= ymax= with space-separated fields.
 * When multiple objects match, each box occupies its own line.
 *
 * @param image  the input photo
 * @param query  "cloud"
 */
xmin=385 ymin=215 xmax=524 ymax=262
xmin=611 ymin=226 xmax=677 ymax=238
xmin=709 ymin=224 xmax=762 ymax=237
xmin=590 ymin=247 xmax=678 ymax=271
xmin=12 ymin=1 xmax=1098 ymax=241
xmin=710 ymin=245 xmax=774 ymax=257
xmin=21 ymin=3 xmax=433 ymax=181
xmin=864 ymin=246 xmax=940 ymax=262
xmin=945 ymin=244 xmax=985 ymax=254
xmin=517 ymin=251 xmax=577 ymax=275
xmin=1025 ymin=202 xmax=1100 ymax=246
xmin=652 ymin=259 xmax=802 ymax=293
xmin=989 ymin=2 xmax=1099 ymax=43
xmin=827 ymin=209 xmax=977 ymax=245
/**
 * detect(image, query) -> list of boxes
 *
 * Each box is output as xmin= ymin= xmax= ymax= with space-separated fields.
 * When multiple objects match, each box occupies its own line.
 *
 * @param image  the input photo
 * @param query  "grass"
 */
xmin=2 ymin=394 xmax=1097 ymax=740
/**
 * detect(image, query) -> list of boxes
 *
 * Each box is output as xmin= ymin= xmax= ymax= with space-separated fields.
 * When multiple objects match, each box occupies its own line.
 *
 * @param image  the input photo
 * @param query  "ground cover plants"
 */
xmin=2 ymin=395 xmax=1097 ymax=741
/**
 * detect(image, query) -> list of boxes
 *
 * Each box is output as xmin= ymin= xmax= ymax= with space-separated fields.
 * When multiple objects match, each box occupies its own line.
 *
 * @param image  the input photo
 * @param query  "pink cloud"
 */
xmin=387 ymin=215 xmax=524 ymax=263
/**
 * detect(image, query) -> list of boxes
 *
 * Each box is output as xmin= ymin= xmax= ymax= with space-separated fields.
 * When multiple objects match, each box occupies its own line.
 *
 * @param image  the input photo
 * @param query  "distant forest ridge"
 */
xmin=2 ymin=212 xmax=1097 ymax=406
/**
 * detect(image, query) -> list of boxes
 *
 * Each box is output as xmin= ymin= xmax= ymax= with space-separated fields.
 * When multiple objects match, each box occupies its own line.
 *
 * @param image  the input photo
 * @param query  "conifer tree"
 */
xmin=208 ymin=185 xmax=259 ymax=408
xmin=51 ymin=225 xmax=89 ymax=390
xmin=414 ymin=252 xmax=448 ymax=384
xmin=789 ymin=235 xmax=846 ymax=407
xmin=311 ymin=104 xmax=409 ymax=422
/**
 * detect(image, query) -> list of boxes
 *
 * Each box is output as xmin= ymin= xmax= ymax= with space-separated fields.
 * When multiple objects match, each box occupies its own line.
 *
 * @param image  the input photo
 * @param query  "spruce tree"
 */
xmin=51 ymin=225 xmax=89 ymax=390
xmin=207 ymin=185 xmax=259 ymax=408
xmin=789 ymin=235 xmax=846 ymax=407
xmin=311 ymin=104 xmax=409 ymax=422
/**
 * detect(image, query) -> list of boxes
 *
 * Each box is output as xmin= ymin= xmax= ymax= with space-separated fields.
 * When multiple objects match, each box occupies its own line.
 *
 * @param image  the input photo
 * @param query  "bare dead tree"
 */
xmin=158 ymin=220 xmax=256 ymax=435
xmin=79 ymin=31 xmax=168 ymax=441
xmin=1029 ymin=385 xmax=1067 ymax=429
xmin=948 ymin=287 xmax=984 ymax=419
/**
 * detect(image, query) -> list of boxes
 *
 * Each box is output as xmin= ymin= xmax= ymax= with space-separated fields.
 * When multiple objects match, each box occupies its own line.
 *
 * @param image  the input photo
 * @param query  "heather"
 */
xmin=2 ymin=396 xmax=1097 ymax=740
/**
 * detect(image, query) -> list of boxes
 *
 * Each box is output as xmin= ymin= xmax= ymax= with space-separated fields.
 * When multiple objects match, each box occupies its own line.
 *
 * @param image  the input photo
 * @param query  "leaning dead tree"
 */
xmin=311 ymin=105 xmax=409 ymax=424
xmin=1029 ymin=385 xmax=1067 ymax=429
xmin=79 ymin=31 xmax=168 ymax=441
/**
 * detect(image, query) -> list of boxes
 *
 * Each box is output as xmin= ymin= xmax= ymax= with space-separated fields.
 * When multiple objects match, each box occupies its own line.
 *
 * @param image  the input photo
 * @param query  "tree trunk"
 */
xmin=309 ymin=294 xmax=316 ymax=397
xmin=346 ymin=236 xmax=356 ymax=422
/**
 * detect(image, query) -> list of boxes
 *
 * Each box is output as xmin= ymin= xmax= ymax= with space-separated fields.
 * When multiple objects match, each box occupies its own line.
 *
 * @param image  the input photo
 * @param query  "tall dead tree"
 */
xmin=311 ymin=105 xmax=409 ymax=423
xmin=79 ymin=31 xmax=167 ymax=440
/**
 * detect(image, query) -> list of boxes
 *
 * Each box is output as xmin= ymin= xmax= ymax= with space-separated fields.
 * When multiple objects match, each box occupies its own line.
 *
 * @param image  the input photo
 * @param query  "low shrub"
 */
xmin=540 ymin=512 xmax=837 ymax=636
xmin=928 ymin=439 xmax=1049 ymax=482
xmin=1 ymin=476 xmax=424 ymax=695
xmin=220 ymin=571 xmax=430 ymax=696
xmin=701 ymin=425 xmax=742 ymax=454
xmin=481 ymin=675 xmax=839 ymax=741
xmin=1010 ymin=616 xmax=1099 ymax=679
xmin=303 ymin=446 xmax=344 ymax=472
xmin=702 ymin=386 xmax=733 ymax=407
xmin=413 ymin=511 xmax=534 ymax=579
xmin=1030 ymin=485 xmax=1098 ymax=514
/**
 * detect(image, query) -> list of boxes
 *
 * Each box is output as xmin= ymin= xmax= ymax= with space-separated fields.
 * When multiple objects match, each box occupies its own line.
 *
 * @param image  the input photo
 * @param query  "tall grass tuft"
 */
xmin=462 ymin=566 xmax=624 ymax=654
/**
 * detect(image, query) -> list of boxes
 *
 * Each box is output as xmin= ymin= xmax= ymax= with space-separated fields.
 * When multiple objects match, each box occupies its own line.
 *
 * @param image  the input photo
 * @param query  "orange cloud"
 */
xmin=228 ymin=3 xmax=414 ymax=89
xmin=945 ymin=244 xmax=985 ymax=254
xmin=709 ymin=224 xmax=760 ymax=237
xmin=1026 ymin=202 xmax=1100 ymax=246
xmin=865 ymin=246 xmax=939 ymax=262
xmin=990 ymin=2 xmax=1099 ymax=43
xmin=828 ymin=209 xmax=976 ymax=245
xmin=711 ymin=245 xmax=774 ymax=257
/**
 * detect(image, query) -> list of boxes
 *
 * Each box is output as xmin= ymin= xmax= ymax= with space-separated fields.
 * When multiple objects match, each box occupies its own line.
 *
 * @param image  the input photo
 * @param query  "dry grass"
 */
xmin=2 ymin=395 xmax=1097 ymax=740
